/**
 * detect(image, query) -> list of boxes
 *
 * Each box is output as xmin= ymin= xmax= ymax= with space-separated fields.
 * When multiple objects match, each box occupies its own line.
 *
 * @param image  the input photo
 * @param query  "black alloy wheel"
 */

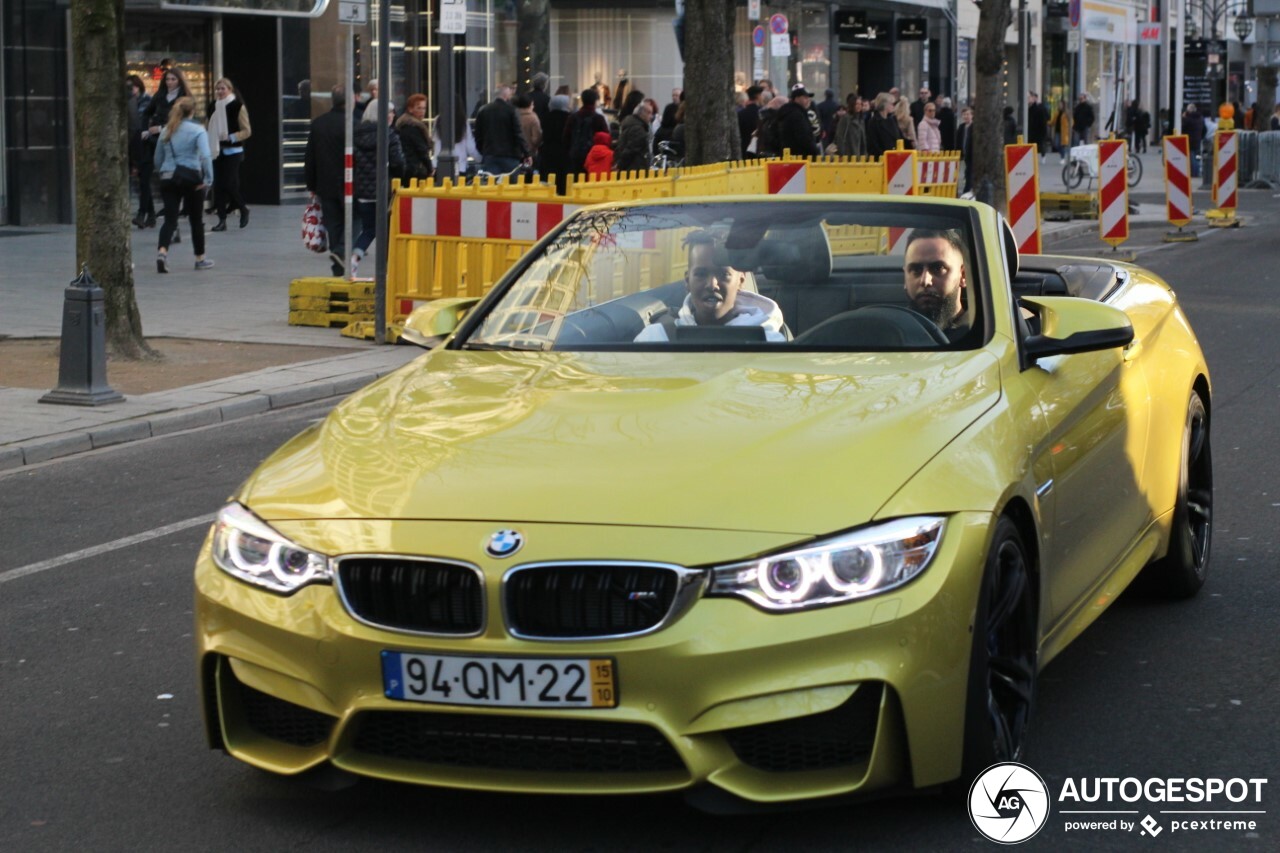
xmin=1144 ymin=391 xmax=1212 ymax=598
xmin=962 ymin=516 xmax=1037 ymax=778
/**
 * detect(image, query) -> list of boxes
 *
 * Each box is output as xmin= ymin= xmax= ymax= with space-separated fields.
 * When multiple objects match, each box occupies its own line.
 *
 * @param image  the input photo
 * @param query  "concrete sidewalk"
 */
xmin=0 ymin=168 xmax=1216 ymax=470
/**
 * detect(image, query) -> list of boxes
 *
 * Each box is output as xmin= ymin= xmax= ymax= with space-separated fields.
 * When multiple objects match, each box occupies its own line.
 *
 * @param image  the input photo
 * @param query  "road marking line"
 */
xmin=0 ymin=514 xmax=214 ymax=585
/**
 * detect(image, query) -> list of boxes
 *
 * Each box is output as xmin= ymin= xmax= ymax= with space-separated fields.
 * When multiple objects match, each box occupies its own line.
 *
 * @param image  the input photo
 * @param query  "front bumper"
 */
xmin=195 ymin=513 xmax=993 ymax=804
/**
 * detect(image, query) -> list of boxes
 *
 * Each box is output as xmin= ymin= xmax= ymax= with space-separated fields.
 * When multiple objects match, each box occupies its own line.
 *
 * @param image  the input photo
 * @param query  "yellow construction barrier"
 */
xmin=317 ymin=150 xmax=961 ymax=339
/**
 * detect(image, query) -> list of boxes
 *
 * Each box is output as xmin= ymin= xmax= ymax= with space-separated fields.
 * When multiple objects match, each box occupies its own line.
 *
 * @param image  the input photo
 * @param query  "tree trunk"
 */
xmin=682 ymin=0 xmax=740 ymax=166
xmin=971 ymin=0 xmax=1014 ymax=211
xmin=71 ymin=0 xmax=152 ymax=359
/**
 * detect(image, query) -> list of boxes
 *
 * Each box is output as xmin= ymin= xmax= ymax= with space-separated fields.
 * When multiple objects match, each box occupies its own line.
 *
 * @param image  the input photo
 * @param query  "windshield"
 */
xmin=460 ymin=201 xmax=984 ymax=352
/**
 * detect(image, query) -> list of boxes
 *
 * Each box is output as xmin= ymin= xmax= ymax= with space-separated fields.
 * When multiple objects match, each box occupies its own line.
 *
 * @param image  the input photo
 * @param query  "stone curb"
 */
xmin=0 ymin=368 xmax=396 ymax=471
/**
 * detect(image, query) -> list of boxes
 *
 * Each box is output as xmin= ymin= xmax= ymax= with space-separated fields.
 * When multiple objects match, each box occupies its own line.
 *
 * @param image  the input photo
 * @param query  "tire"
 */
xmin=1143 ymin=391 xmax=1212 ymax=598
xmin=1127 ymin=154 xmax=1143 ymax=187
xmin=1062 ymin=160 xmax=1084 ymax=190
xmin=961 ymin=516 xmax=1038 ymax=781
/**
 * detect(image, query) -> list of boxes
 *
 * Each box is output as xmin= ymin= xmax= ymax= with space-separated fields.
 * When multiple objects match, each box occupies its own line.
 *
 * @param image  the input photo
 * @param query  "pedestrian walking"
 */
xmin=910 ymin=86 xmax=931 ymax=126
xmin=206 ymin=77 xmax=252 ymax=232
xmin=515 ymin=94 xmax=543 ymax=164
xmin=433 ymin=101 xmax=481 ymax=177
xmin=1072 ymin=94 xmax=1095 ymax=145
xmin=141 ymin=68 xmax=192 ymax=233
xmin=739 ymin=85 xmax=763 ymax=158
xmin=1027 ymin=92 xmax=1050 ymax=156
xmin=834 ymin=94 xmax=867 ymax=157
xmin=755 ymin=96 xmax=787 ymax=157
xmin=153 ymin=96 xmax=213 ymax=273
xmin=1133 ymin=104 xmax=1150 ymax=153
xmin=937 ymin=96 xmax=956 ymax=151
xmin=1050 ymin=98 xmax=1072 ymax=160
xmin=474 ymin=85 xmax=530 ymax=176
xmin=866 ymin=92 xmax=902 ymax=157
xmin=894 ymin=97 xmax=917 ymax=149
xmin=350 ymin=107 xmax=405 ymax=277
xmin=304 ymin=84 xmax=350 ymax=276
xmin=529 ymin=72 xmax=551 ymax=127
xmin=916 ymin=101 xmax=942 ymax=152
xmin=1002 ymin=106 xmax=1019 ymax=146
xmin=1182 ymin=103 xmax=1206 ymax=177
xmin=565 ymin=88 xmax=609 ymax=173
xmin=956 ymin=106 xmax=975 ymax=194
xmin=777 ymin=84 xmax=821 ymax=157
xmin=815 ymin=88 xmax=840 ymax=146
xmin=396 ymin=93 xmax=434 ymax=182
xmin=584 ymin=131 xmax=614 ymax=176
xmin=539 ymin=94 xmax=572 ymax=193
xmin=614 ymin=102 xmax=653 ymax=172
xmin=127 ymin=75 xmax=155 ymax=229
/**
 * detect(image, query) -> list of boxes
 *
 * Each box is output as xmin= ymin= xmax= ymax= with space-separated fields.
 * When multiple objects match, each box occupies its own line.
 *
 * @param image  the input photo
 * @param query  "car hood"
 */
xmin=240 ymin=349 xmax=1001 ymax=537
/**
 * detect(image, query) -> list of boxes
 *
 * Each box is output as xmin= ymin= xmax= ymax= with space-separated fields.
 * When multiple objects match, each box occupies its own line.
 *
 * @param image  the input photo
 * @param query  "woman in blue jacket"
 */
xmin=153 ymin=96 xmax=214 ymax=272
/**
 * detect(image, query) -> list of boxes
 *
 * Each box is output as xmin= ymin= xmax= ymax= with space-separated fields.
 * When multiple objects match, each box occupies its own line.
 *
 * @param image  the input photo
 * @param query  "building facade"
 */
xmin=10 ymin=0 xmax=1248 ymax=226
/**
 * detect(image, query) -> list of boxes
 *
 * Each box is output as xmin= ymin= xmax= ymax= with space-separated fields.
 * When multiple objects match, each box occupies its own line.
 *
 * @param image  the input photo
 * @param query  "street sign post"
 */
xmin=440 ymin=0 xmax=466 ymax=34
xmin=338 ymin=1 xmax=366 ymax=24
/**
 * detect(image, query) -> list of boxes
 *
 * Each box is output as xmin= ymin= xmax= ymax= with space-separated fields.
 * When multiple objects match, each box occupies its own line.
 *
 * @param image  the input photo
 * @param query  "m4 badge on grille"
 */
xmin=485 ymin=529 xmax=524 ymax=558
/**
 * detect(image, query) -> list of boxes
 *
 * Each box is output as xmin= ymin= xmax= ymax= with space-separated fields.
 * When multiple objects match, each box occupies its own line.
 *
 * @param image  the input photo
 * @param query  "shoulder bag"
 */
xmin=161 ymin=139 xmax=203 ymax=190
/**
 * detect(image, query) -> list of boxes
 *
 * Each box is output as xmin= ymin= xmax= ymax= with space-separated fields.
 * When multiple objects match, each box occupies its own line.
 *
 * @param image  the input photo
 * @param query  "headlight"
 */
xmin=210 ymin=503 xmax=331 ymax=594
xmin=706 ymin=516 xmax=944 ymax=612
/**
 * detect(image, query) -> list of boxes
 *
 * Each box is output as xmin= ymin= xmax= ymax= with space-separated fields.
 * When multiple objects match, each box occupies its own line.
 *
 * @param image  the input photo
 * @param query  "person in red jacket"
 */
xmin=584 ymin=131 xmax=614 ymax=176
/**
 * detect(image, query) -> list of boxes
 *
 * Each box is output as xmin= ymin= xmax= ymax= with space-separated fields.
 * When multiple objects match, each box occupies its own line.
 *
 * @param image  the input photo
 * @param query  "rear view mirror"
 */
xmin=400 ymin=297 xmax=482 ymax=348
xmin=1019 ymin=296 xmax=1134 ymax=365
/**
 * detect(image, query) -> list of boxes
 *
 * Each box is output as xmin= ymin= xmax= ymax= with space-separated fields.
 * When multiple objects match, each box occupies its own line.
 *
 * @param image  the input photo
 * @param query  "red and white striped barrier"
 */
xmin=767 ymin=162 xmax=808 ymax=194
xmin=917 ymin=159 xmax=957 ymax=186
xmin=884 ymin=149 xmax=917 ymax=251
xmin=1097 ymin=139 xmax=1129 ymax=247
xmin=1162 ymin=134 xmax=1192 ymax=228
xmin=1212 ymin=130 xmax=1238 ymax=211
xmin=1004 ymin=142 xmax=1042 ymax=254
xmin=397 ymin=197 xmax=578 ymax=241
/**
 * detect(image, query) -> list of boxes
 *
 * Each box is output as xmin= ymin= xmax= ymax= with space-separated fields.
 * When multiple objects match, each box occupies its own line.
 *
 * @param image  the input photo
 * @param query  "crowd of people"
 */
xmin=127 ymin=62 xmax=254 ymax=272
xmin=133 ymin=64 xmax=1273 ymax=282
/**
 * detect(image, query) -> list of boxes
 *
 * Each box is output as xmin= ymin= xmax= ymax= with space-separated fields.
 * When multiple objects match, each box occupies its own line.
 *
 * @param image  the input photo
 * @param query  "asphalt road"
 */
xmin=2 ymin=196 xmax=1278 ymax=851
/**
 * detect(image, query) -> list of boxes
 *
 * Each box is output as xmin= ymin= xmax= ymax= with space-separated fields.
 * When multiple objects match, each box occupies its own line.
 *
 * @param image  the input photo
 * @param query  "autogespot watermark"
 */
xmin=969 ymin=764 xmax=1268 ymax=844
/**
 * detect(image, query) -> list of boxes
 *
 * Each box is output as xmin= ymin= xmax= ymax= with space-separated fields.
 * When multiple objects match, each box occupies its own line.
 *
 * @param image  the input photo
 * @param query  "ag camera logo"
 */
xmin=969 ymin=762 xmax=1051 ymax=844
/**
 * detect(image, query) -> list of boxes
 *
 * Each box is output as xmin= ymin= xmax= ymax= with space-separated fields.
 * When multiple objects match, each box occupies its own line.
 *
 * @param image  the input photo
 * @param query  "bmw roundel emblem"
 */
xmin=485 ymin=529 xmax=524 ymax=559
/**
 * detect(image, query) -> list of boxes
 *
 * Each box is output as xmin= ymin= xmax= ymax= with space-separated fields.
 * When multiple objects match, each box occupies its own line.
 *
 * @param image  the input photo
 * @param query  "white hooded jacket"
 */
xmin=634 ymin=291 xmax=788 ymax=342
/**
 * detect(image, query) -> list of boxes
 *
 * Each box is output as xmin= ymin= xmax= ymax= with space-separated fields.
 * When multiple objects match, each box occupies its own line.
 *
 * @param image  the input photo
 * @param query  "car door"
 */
xmin=1018 ymin=333 xmax=1151 ymax=625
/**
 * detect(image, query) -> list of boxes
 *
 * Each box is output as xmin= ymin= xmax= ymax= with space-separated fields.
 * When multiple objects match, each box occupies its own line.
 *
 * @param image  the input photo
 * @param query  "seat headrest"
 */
xmin=756 ymin=225 xmax=833 ymax=282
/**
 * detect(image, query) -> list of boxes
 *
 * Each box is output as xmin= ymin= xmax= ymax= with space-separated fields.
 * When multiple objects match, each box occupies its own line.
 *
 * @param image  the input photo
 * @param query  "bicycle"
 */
xmin=652 ymin=140 xmax=684 ymax=171
xmin=1061 ymin=144 xmax=1142 ymax=190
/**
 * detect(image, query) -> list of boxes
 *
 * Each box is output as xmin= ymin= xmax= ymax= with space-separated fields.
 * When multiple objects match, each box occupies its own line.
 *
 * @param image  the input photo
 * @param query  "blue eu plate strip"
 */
xmin=381 ymin=650 xmax=404 ymax=699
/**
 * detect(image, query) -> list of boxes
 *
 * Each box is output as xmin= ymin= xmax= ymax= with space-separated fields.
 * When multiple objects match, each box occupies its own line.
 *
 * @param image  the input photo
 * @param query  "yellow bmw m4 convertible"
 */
xmin=195 ymin=197 xmax=1211 ymax=808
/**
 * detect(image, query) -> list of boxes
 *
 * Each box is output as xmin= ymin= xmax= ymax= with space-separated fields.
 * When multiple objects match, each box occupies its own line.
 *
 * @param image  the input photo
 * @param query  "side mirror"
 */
xmin=1020 ymin=296 xmax=1134 ymax=365
xmin=399 ymin=297 xmax=482 ymax=348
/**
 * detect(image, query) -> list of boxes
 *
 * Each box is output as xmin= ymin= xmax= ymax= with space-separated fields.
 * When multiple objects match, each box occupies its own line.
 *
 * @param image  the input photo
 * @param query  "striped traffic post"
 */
xmin=1097 ymin=138 xmax=1129 ymax=251
xmin=1162 ymin=134 xmax=1197 ymax=242
xmin=883 ymin=145 xmax=917 ymax=252
xmin=1004 ymin=139 xmax=1042 ymax=254
xmin=1209 ymin=130 xmax=1240 ymax=227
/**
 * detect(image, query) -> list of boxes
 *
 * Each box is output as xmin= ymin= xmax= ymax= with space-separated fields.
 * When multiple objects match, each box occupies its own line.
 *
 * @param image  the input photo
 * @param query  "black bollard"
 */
xmin=39 ymin=265 xmax=125 ymax=406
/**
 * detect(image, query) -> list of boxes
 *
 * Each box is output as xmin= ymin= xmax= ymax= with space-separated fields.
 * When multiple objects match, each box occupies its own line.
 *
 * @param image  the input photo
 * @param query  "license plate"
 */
xmin=381 ymin=651 xmax=617 ymax=709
